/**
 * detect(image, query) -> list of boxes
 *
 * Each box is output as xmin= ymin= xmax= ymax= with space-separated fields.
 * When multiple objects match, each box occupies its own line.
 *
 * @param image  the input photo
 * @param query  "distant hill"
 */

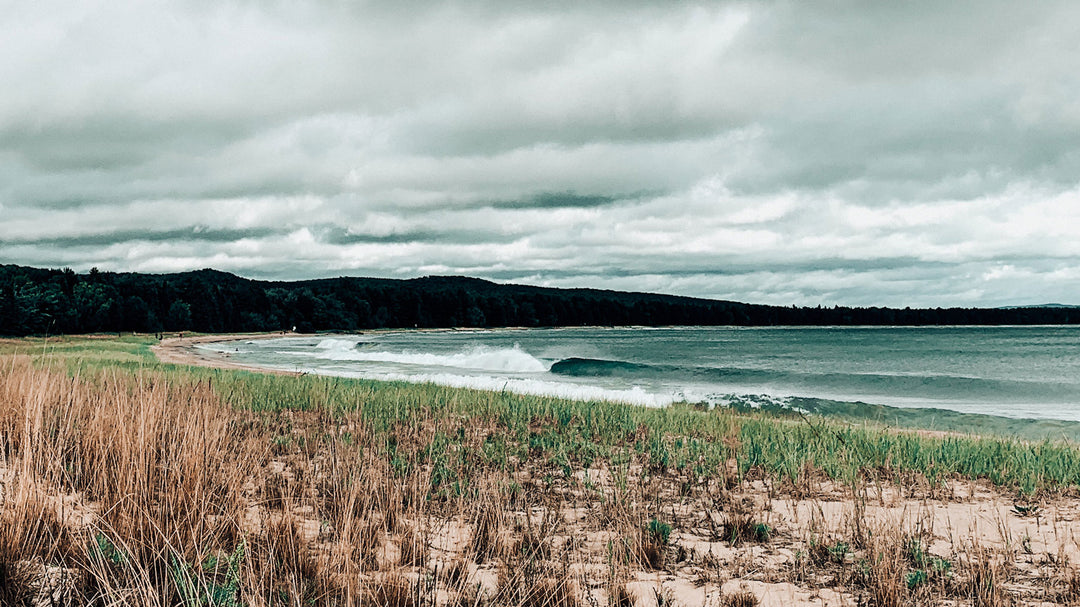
xmin=999 ymin=303 xmax=1080 ymax=309
xmin=1 ymin=264 xmax=1077 ymax=336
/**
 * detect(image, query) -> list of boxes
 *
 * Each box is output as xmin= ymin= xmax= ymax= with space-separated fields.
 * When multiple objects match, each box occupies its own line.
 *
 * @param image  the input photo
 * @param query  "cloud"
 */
xmin=1 ymin=1 xmax=1079 ymax=306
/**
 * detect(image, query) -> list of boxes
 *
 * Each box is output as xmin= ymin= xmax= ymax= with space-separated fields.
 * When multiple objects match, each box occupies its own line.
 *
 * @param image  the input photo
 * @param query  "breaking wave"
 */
xmin=309 ymin=338 xmax=548 ymax=373
xmin=548 ymin=356 xmax=1078 ymax=403
xmin=202 ymin=328 xmax=1080 ymax=423
xmin=310 ymin=367 xmax=675 ymax=407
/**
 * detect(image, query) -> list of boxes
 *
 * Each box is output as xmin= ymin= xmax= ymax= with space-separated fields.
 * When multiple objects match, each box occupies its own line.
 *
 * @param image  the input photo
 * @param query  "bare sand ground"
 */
xmin=148 ymin=335 xmax=1080 ymax=606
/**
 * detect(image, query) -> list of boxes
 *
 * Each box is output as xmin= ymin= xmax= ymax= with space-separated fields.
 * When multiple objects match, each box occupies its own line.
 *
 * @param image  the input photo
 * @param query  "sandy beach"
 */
xmin=152 ymin=332 xmax=300 ymax=374
xmin=141 ymin=333 xmax=1080 ymax=606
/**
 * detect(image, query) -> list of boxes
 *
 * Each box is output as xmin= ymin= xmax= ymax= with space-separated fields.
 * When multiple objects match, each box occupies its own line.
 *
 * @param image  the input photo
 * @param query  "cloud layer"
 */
xmin=3 ymin=1 xmax=1079 ymax=306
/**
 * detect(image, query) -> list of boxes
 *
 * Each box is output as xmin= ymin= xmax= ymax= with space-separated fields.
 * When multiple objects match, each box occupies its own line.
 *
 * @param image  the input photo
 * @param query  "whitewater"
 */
xmin=199 ymin=325 xmax=1080 ymax=423
xmin=204 ymin=334 xmax=670 ymax=406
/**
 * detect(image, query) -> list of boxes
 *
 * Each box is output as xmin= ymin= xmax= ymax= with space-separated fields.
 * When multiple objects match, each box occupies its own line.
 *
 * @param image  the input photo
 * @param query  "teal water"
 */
xmin=203 ymin=326 xmax=1080 ymax=438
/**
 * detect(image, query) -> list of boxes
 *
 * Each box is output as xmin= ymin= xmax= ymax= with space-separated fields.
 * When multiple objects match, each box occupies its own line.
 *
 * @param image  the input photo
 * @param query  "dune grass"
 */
xmin=1 ymin=334 xmax=1078 ymax=605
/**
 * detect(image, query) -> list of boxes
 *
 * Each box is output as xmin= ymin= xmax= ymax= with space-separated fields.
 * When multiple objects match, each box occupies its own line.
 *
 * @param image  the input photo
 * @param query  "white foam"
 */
xmin=305 ymin=341 xmax=549 ymax=373
xmin=316 ymin=337 xmax=362 ymax=350
xmin=291 ymin=366 xmax=676 ymax=407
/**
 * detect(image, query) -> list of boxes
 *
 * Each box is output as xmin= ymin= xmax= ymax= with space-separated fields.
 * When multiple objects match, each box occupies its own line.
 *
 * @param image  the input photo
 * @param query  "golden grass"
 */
xmin=1 ymin=337 xmax=1078 ymax=605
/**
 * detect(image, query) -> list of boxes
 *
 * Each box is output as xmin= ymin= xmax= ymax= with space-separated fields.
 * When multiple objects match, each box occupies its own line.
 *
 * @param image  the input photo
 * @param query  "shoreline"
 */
xmin=12 ymin=333 xmax=1080 ymax=605
xmin=151 ymin=332 xmax=301 ymax=374
xmin=146 ymin=335 xmax=974 ymax=442
xmin=149 ymin=327 xmax=485 ymax=372
xmin=150 ymin=331 xmax=1080 ymax=443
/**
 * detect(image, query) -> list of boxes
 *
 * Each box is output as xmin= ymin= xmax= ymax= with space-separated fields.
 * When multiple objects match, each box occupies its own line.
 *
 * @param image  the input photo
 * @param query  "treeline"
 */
xmin=0 ymin=264 xmax=1076 ymax=336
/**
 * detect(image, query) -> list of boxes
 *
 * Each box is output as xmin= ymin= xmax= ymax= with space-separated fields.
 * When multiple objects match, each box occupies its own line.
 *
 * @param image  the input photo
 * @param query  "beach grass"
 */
xmin=1 ymin=334 xmax=1078 ymax=605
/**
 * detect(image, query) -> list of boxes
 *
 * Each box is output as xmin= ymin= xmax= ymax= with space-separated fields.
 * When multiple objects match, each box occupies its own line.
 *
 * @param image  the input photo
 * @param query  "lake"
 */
xmin=202 ymin=326 xmax=1080 ymax=428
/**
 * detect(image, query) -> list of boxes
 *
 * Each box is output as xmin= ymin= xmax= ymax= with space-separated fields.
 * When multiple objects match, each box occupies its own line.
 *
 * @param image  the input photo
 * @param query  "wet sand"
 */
xmin=152 ymin=332 xmax=299 ymax=374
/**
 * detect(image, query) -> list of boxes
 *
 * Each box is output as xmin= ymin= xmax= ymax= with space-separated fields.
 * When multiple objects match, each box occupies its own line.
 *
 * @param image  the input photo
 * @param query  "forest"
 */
xmin=0 ymin=264 xmax=1076 ymax=336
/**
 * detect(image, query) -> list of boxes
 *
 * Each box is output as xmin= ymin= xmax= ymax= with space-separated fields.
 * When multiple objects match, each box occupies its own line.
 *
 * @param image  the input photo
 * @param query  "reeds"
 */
xmin=2 ymin=336 xmax=1079 ymax=605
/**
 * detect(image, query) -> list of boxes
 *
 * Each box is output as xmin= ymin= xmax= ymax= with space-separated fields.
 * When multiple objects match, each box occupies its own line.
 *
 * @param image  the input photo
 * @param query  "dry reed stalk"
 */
xmin=722 ymin=588 xmax=760 ymax=607
xmin=363 ymin=572 xmax=418 ymax=607
xmin=0 ymin=358 xmax=263 ymax=604
xmin=398 ymin=524 xmax=427 ymax=567
xmin=1 ymin=349 xmax=1072 ymax=606
xmin=960 ymin=545 xmax=1011 ymax=607
xmin=858 ymin=529 xmax=909 ymax=607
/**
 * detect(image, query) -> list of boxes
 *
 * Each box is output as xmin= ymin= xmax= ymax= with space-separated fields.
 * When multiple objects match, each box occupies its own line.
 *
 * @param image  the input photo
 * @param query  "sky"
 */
xmin=2 ymin=1 xmax=1079 ymax=307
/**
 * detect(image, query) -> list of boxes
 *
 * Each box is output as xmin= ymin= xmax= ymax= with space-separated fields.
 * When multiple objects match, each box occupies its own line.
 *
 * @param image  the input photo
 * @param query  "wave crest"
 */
xmin=316 ymin=338 xmax=362 ymax=350
xmin=309 ymin=340 xmax=548 ymax=373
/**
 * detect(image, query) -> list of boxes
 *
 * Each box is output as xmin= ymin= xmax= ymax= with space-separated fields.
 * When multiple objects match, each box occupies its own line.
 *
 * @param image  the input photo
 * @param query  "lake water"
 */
xmin=201 ymin=326 xmax=1080 ymax=424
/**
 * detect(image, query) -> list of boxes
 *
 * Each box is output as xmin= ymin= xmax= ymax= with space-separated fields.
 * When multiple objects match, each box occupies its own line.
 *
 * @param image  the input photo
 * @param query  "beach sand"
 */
xmin=152 ymin=332 xmax=300 ymax=374
xmin=145 ymin=334 xmax=1080 ymax=606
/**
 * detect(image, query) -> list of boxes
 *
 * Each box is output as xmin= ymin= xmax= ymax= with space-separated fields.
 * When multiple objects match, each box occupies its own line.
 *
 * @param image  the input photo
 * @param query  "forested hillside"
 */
xmin=0 ymin=265 xmax=1075 ymax=336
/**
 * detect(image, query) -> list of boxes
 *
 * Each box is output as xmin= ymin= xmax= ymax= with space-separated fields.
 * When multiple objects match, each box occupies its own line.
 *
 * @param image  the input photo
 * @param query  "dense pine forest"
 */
xmin=0 ymin=264 xmax=1075 ymax=336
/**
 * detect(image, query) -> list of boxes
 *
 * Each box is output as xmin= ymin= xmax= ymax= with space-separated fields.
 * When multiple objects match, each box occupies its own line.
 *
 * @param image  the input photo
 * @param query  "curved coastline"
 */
xmin=151 ymin=332 xmax=301 ymax=374
xmin=152 ymin=330 xmax=1080 ymax=443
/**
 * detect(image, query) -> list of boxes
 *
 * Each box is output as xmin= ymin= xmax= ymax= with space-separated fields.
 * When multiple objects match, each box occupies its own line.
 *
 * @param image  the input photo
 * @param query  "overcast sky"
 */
xmin=2 ymin=1 xmax=1079 ymax=307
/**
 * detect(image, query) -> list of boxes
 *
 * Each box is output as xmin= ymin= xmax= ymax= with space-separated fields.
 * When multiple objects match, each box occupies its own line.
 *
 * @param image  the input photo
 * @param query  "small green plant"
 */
xmin=270 ymin=434 xmax=292 ymax=454
xmin=647 ymin=519 xmax=672 ymax=546
xmin=906 ymin=568 xmax=928 ymax=590
xmin=635 ymin=519 xmax=674 ymax=570
xmin=904 ymin=538 xmax=951 ymax=591
xmin=95 ymin=534 xmax=127 ymax=566
xmin=828 ymin=541 xmax=850 ymax=562
xmin=723 ymin=511 xmax=772 ymax=546
xmin=811 ymin=538 xmax=850 ymax=564
xmin=907 ymin=538 xmax=927 ymax=567
xmin=171 ymin=543 xmax=245 ymax=607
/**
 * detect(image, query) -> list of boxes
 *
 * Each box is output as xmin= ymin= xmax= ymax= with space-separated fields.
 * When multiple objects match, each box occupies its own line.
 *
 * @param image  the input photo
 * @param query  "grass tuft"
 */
xmin=0 ymin=335 xmax=1075 ymax=605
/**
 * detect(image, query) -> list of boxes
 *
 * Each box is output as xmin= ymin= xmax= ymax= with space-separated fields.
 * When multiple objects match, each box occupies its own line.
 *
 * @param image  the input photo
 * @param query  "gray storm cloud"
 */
xmin=1 ymin=1 xmax=1079 ymax=307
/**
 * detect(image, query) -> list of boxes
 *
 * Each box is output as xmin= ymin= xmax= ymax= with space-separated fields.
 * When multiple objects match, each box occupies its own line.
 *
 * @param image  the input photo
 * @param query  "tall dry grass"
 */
xmin=1 ymin=341 xmax=1074 ymax=606
xmin=1 ymin=355 xmax=584 ymax=605
xmin=0 ymin=356 xmax=258 ymax=605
